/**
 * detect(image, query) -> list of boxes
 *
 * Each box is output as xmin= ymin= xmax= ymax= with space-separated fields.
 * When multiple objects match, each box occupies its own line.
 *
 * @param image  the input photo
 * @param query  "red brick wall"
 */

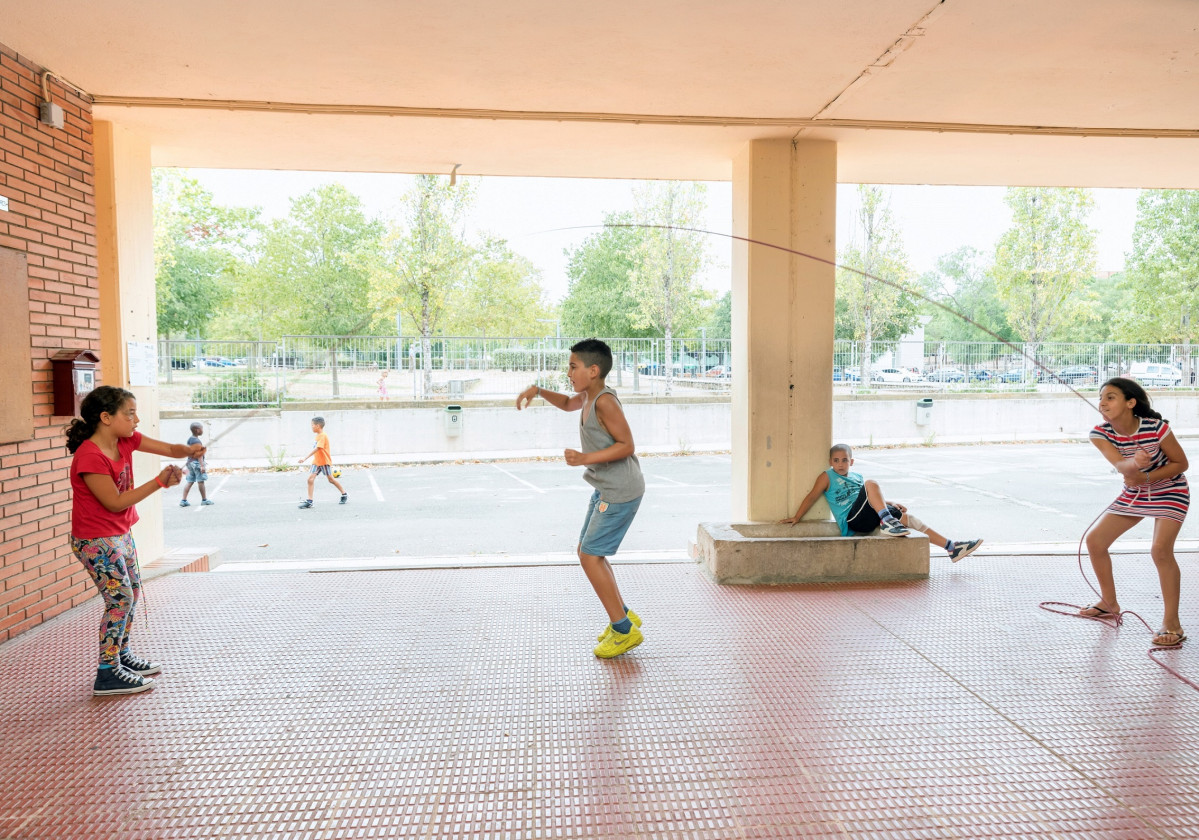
xmin=0 ymin=43 xmax=99 ymax=642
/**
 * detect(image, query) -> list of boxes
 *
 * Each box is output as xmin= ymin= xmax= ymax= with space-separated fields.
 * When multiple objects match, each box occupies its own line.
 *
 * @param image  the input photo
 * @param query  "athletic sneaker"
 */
xmin=879 ymin=519 xmax=910 ymax=537
xmin=119 ymin=650 xmax=161 ymax=676
xmin=298 ymin=500 xmax=313 ymax=509
xmin=339 ymin=494 xmax=348 ymax=505
xmin=597 ymin=608 xmax=643 ymax=641
xmin=594 ymin=625 xmax=643 ymax=659
xmin=949 ymin=538 xmax=983 ymax=563
xmin=179 ymin=500 xmax=190 ymax=507
xmin=201 ymin=499 xmax=215 ymax=506
xmin=93 ymin=666 xmax=155 ymax=696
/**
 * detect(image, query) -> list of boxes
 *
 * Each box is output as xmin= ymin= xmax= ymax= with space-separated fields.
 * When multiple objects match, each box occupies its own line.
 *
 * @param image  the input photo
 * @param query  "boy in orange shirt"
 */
xmin=298 ymin=416 xmax=347 ymax=508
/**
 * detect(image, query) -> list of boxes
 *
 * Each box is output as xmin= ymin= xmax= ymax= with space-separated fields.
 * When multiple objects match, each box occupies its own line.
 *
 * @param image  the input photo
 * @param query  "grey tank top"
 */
xmin=579 ymin=387 xmax=645 ymax=503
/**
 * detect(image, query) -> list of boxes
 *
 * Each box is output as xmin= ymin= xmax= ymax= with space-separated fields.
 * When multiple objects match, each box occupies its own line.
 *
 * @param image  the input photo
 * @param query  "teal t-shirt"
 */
xmin=822 ymin=468 xmax=864 ymax=536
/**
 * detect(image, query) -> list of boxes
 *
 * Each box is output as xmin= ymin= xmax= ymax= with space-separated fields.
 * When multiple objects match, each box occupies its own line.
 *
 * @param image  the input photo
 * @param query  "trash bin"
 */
xmin=915 ymin=397 xmax=933 ymax=426
xmin=444 ymin=404 xmax=463 ymax=437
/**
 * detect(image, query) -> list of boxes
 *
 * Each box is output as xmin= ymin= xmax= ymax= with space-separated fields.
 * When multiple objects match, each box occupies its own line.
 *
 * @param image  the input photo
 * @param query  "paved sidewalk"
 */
xmin=2 ymin=551 xmax=1198 ymax=839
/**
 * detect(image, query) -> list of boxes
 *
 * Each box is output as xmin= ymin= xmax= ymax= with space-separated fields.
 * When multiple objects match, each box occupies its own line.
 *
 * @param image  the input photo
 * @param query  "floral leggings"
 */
xmin=70 ymin=532 xmax=141 ymax=667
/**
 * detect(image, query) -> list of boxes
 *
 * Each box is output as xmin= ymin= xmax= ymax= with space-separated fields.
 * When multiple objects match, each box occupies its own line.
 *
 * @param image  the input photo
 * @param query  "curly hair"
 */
xmin=65 ymin=386 xmax=135 ymax=454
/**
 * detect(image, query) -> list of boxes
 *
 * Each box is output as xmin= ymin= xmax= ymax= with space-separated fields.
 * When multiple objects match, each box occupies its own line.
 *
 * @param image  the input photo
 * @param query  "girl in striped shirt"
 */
xmin=1081 ymin=377 xmax=1189 ymax=647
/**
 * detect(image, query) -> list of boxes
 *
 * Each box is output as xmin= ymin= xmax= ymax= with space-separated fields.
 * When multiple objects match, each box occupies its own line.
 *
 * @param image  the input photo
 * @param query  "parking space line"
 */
xmin=367 ymin=471 xmax=384 ymax=502
xmin=213 ymin=475 xmax=231 ymax=496
xmin=491 ymin=463 xmax=546 ymax=493
xmin=855 ymin=457 xmax=1075 ymax=517
xmin=648 ymin=473 xmax=690 ymax=486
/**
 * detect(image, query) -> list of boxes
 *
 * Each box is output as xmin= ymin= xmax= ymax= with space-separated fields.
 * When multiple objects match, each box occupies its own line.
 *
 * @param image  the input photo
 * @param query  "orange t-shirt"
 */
xmin=313 ymin=431 xmax=332 ymax=466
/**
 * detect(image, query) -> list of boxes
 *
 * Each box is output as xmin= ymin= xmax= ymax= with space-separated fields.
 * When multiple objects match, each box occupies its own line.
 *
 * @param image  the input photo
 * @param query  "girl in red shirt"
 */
xmin=66 ymin=386 xmax=203 ymax=696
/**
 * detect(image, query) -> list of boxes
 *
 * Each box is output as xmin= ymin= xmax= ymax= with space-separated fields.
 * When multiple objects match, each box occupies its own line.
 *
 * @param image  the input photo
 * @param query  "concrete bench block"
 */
xmin=695 ymin=522 xmax=929 ymax=585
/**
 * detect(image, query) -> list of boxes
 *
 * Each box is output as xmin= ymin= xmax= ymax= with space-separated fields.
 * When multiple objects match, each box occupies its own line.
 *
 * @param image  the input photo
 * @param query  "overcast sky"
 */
xmin=185 ymin=169 xmax=1141 ymax=303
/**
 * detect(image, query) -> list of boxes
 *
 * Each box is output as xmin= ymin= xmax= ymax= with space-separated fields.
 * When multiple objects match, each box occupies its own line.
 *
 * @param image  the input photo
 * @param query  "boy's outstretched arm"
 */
xmin=779 ymin=472 xmax=830 ymax=524
xmin=564 ymin=392 xmax=634 ymax=466
xmin=515 ymin=384 xmax=583 ymax=413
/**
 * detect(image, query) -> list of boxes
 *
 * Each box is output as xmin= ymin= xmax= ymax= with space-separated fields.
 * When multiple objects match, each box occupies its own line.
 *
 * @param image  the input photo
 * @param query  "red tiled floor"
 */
xmin=2 ymin=553 xmax=1198 ymax=839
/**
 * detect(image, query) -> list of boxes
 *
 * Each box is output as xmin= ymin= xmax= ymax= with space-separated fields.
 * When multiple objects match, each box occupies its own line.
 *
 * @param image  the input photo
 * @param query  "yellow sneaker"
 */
xmin=597 ymin=608 xmax=642 ymax=641
xmin=593 ymin=625 xmax=643 ymax=659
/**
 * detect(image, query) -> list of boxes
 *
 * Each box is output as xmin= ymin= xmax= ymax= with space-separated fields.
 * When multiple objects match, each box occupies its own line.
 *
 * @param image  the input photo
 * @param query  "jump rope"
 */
xmin=138 ymin=220 xmax=1193 ymax=690
xmin=555 ymin=222 xmax=1195 ymax=691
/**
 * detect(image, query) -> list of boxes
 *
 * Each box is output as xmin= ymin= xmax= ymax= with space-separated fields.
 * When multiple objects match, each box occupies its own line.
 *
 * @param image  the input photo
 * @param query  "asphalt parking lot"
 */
xmin=163 ymin=441 xmax=1199 ymax=564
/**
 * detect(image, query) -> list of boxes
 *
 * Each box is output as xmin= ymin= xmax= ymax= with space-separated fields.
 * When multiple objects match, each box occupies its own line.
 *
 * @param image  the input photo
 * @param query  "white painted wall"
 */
xmin=161 ymin=393 xmax=1199 ymax=468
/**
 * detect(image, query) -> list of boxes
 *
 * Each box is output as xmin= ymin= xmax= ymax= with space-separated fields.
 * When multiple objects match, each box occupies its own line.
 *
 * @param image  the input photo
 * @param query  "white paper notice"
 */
xmin=126 ymin=341 xmax=157 ymax=387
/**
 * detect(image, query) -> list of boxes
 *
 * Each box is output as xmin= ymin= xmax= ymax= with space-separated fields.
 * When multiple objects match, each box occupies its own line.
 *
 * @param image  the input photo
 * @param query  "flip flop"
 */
xmin=1079 ymin=604 xmax=1117 ymax=618
xmin=1153 ymin=629 xmax=1187 ymax=647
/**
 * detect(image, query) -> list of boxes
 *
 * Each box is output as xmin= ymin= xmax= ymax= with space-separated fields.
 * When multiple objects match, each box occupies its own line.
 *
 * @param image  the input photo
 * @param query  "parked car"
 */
xmin=1055 ymin=365 xmax=1099 ymax=385
xmin=872 ymin=367 xmax=915 ymax=383
xmin=968 ymin=369 xmax=995 ymax=382
xmin=998 ymin=368 xmax=1041 ymax=383
xmin=638 ymin=361 xmax=691 ymax=376
xmin=1129 ymin=362 xmax=1182 ymax=387
xmin=194 ymin=357 xmax=236 ymax=368
xmin=926 ymin=367 xmax=966 ymax=383
xmin=705 ymin=365 xmax=730 ymax=378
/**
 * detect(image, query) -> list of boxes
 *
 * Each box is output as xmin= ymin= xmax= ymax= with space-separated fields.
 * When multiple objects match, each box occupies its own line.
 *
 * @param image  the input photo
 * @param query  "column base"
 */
xmin=694 ymin=522 xmax=929 ymax=584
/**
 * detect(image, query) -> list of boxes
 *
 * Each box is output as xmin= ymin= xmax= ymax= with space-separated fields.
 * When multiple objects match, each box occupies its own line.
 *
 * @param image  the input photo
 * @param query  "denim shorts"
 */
xmin=578 ymin=490 xmax=642 ymax=556
xmin=185 ymin=461 xmax=207 ymax=483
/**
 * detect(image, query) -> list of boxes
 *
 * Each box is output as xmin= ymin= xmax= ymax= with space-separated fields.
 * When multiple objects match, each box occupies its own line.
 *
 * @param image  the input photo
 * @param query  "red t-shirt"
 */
xmin=70 ymin=431 xmax=143 ymax=539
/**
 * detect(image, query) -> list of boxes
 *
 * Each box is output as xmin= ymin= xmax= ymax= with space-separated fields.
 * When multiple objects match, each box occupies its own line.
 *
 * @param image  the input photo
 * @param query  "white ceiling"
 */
xmin=6 ymin=0 xmax=1199 ymax=185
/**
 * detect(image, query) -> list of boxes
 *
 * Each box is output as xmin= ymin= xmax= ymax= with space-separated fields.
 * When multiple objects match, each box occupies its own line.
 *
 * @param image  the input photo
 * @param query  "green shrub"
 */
xmin=492 ymin=347 xmax=570 ymax=372
xmin=192 ymin=372 xmax=275 ymax=408
xmin=535 ymin=372 xmax=568 ymax=392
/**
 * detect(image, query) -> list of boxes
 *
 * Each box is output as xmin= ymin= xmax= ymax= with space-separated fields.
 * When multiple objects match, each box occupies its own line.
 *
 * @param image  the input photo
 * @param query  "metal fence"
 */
xmin=157 ymin=335 xmax=733 ymax=409
xmin=834 ymin=339 xmax=1199 ymax=391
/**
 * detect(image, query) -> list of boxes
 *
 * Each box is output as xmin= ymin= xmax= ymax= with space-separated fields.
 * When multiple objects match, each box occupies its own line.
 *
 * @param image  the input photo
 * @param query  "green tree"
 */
xmin=366 ymin=174 xmax=473 ymax=396
xmin=628 ymin=181 xmax=712 ymax=395
xmin=703 ymin=290 xmax=732 ymax=340
xmin=560 ymin=211 xmax=655 ymax=338
xmin=1054 ymin=271 xmax=1128 ymax=343
xmin=920 ymin=247 xmax=1016 ymax=343
xmin=220 ymin=184 xmax=381 ymax=339
xmin=1115 ymin=190 xmax=1199 ymax=347
xmin=836 ymin=185 xmax=919 ymax=386
xmin=153 ymin=170 xmax=260 ymax=337
xmin=444 ymin=237 xmax=552 ymax=337
xmin=992 ymin=187 xmax=1098 ymax=364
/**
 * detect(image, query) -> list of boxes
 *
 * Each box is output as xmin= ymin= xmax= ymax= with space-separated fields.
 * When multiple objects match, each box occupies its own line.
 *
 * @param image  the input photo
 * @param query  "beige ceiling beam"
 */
xmin=92 ymin=96 xmax=1199 ymax=140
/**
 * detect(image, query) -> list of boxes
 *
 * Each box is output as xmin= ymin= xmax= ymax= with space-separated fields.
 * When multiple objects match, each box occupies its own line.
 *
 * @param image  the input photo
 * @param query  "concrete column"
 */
xmin=731 ymin=139 xmax=836 ymax=522
xmin=94 ymin=121 xmax=165 ymax=562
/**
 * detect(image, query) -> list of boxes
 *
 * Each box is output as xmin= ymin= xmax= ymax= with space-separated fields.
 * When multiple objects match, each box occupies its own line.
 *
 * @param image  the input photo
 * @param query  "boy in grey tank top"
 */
xmin=516 ymin=339 xmax=645 ymax=659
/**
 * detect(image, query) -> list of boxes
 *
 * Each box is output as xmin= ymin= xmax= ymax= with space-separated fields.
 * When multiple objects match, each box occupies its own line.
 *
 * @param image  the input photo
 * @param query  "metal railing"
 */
xmin=158 ymin=336 xmax=734 ymax=408
xmin=834 ymin=339 xmax=1199 ymax=391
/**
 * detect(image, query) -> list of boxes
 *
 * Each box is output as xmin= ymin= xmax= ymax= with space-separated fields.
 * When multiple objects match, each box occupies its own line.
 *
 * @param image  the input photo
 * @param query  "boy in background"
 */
xmin=179 ymin=421 xmax=213 ymax=507
xmin=298 ymin=416 xmax=347 ymax=508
